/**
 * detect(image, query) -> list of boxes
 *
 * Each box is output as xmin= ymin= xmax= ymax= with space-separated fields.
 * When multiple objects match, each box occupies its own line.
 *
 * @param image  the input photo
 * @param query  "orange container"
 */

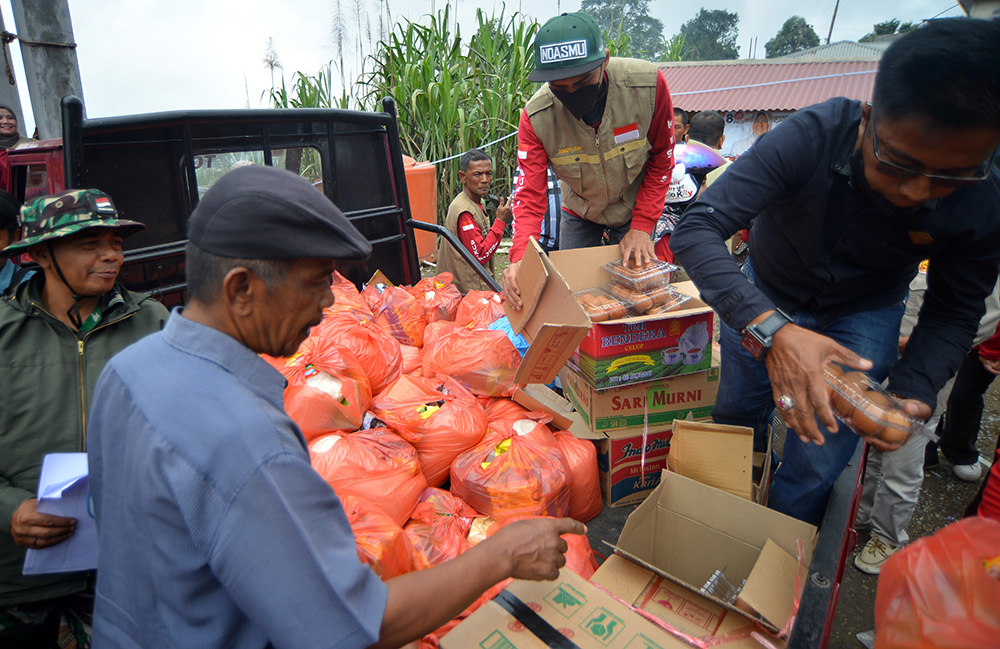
xmin=402 ymin=155 xmax=438 ymax=262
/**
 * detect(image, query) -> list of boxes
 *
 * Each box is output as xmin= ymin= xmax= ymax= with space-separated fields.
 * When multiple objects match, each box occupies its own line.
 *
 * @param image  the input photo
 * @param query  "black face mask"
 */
xmin=551 ymin=78 xmax=606 ymax=121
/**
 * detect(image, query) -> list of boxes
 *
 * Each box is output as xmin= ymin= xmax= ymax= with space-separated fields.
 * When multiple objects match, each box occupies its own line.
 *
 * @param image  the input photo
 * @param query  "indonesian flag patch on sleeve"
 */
xmin=613 ymin=123 xmax=641 ymax=145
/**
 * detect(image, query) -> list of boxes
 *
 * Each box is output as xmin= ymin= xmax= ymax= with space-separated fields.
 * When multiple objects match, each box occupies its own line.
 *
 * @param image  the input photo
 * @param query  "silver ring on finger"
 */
xmin=776 ymin=395 xmax=795 ymax=412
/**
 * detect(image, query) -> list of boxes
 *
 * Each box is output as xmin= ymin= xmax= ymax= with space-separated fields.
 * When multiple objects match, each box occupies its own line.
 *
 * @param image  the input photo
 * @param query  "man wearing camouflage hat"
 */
xmin=0 ymin=189 xmax=167 ymax=648
xmin=504 ymin=11 xmax=676 ymax=309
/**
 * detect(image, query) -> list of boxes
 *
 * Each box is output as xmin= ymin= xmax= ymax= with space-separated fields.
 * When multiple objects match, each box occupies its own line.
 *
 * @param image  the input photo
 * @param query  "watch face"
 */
xmin=741 ymin=330 xmax=767 ymax=361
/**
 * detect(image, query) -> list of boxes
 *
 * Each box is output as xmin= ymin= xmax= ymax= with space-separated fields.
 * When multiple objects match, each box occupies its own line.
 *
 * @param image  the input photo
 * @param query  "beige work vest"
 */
xmin=526 ymin=57 xmax=658 ymax=228
xmin=436 ymin=190 xmax=497 ymax=294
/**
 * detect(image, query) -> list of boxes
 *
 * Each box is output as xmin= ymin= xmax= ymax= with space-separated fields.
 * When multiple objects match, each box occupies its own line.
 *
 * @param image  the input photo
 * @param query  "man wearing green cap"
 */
xmin=0 ymin=189 xmax=167 ymax=648
xmin=504 ymin=11 xmax=675 ymax=309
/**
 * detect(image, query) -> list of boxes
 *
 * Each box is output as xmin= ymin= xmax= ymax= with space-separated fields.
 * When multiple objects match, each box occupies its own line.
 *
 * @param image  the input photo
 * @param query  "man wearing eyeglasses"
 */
xmin=670 ymin=19 xmax=1000 ymax=526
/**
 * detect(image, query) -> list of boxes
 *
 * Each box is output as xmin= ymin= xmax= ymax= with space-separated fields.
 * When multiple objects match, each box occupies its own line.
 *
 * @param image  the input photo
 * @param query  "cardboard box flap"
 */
xmin=504 ymin=238 xmax=549 ymax=336
xmin=442 ymin=567 xmax=693 ymax=648
xmin=509 ymin=241 xmax=591 ymax=386
xmin=613 ymin=471 xmax=817 ymax=633
xmin=668 ymin=421 xmax=754 ymax=501
xmin=513 ymin=384 xmax=592 ymax=439
xmin=738 ymin=539 xmax=806 ymax=631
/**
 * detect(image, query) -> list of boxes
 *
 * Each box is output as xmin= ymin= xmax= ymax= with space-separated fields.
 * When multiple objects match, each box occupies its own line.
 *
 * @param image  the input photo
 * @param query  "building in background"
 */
xmin=660 ymin=59 xmax=878 ymax=159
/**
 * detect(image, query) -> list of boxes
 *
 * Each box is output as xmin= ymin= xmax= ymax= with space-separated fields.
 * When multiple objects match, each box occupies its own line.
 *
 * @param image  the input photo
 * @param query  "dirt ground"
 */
xmin=428 ymin=241 xmax=998 ymax=647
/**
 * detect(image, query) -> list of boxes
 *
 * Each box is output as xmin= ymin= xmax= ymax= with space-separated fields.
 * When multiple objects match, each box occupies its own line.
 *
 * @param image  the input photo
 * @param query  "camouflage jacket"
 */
xmin=0 ymin=274 xmax=167 ymax=605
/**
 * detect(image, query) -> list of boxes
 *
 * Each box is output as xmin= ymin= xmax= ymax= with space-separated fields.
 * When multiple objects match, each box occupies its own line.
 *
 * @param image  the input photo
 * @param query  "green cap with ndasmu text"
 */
xmin=529 ymin=12 xmax=606 ymax=83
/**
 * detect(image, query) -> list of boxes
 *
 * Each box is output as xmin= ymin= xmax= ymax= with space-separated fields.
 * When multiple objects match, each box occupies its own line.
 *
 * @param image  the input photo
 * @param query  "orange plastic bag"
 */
xmin=404 ymin=487 xmax=478 ymax=570
xmin=309 ymin=429 xmax=427 ymax=526
xmin=483 ymin=398 xmax=531 ymax=423
xmin=398 ymin=344 xmax=424 ymax=376
xmin=456 ymin=290 xmax=506 ymax=329
xmin=408 ymin=272 xmax=462 ymax=323
xmin=313 ymin=312 xmax=402 ymax=395
xmin=874 ymin=517 xmax=1000 ymax=648
xmin=339 ymin=493 xmax=415 ymax=580
xmin=325 ymin=270 xmax=374 ymax=322
xmin=360 ymin=269 xmax=394 ymax=313
xmin=554 ymin=431 xmax=602 ymax=522
xmin=450 ymin=427 xmax=571 ymax=518
xmin=372 ymin=375 xmax=488 ymax=487
xmin=265 ymin=336 xmax=372 ymax=441
xmin=485 ymin=412 xmax=557 ymax=445
xmin=422 ymin=321 xmax=521 ymax=397
xmin=373 ymin=285 xmax=428 ymax=347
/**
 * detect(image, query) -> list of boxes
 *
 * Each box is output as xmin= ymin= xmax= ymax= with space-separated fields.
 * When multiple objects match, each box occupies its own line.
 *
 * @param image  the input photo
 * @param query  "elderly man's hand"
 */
xmin=502 ymin=260 xmax=522 ymax=310
xmin=619 ymin=229 xmax=657 ymax=268
xmin=496 ymin=196 xmax=513 ymax=224
xmin=765 ymin=322 xmax=873 ymax=445
xmin=493 ymin=518 xmax=587 ymax=581
xmin=10 ymin=498 xmax=76 ymax=549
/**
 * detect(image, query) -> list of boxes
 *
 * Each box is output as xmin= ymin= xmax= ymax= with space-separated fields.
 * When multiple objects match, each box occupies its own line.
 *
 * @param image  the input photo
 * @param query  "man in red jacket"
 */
xmin=503 ymin=11 xmax=675 ymax=309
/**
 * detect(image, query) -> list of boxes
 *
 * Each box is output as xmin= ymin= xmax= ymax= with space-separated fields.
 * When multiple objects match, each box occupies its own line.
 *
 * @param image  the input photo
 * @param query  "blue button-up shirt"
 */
xmin=87 ymin=311 xmax=387 ymax=649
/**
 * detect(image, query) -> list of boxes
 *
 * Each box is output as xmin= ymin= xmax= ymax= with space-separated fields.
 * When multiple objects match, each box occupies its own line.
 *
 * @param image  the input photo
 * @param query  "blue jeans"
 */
xmin=713 ymin=265 xmax=905 ymax=525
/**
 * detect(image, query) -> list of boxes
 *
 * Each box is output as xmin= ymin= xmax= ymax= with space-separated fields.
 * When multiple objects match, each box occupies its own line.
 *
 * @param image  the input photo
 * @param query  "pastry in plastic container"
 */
xmin=603 ymin=259 xmax=679 ymax=291
xmin=609 ymin=283 xmax=691 ymax=316
xmin=823 ymin=364 xmax=921 ymax=445
xmin=574 ymin=288 xmax=630 ymax=323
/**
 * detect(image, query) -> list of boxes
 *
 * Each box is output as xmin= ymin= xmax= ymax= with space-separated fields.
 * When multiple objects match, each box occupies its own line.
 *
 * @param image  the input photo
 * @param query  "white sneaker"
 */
xmin=953 ymin=461 xmax=982 ymax=482
xmin=854 ymin=536 xmax=898 ymax=575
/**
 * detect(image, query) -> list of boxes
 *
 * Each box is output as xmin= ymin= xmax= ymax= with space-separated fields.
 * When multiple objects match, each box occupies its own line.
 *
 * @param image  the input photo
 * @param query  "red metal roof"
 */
xmin=659 ymin=60 xmax=879 ymax=112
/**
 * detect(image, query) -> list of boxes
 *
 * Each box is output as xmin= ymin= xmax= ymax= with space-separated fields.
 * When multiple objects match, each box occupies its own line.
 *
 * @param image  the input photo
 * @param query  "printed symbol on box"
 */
xmin=581 ymin=608 xmax=624 ymax=645
xmin=480 ymin=630 xmax=518 ymax=649
xmin=654 ymin=588 xmax=720 ymax=633
xmin=624 ymin=634 xmax=667 ymax=649
xmin=506 ymin=620 xmax=525 ymax=632
xmin=545 ymin=583 xmax=587 ymax=619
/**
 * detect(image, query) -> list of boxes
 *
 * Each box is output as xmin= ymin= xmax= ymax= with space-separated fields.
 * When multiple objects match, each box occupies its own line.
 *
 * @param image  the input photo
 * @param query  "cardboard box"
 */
xmin=442 ymin=568 xmax=692 ymax=649
xmin=595 ymin=429 xmax=674 ymax=509
xmin=591 ymin=555 xmax=784 ymax=649
xmin=506 ymin=242 xmax=714 ymax=387
xmin=609 ymin=470 xmax=817 ymax=634
xmin=562 ymin=359 xmax=720 ymax=437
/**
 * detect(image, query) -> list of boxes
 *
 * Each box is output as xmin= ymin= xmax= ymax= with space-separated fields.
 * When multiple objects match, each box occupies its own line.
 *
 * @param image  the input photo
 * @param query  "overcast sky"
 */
xmin=0 ymin=0 xmax=965 ymax=135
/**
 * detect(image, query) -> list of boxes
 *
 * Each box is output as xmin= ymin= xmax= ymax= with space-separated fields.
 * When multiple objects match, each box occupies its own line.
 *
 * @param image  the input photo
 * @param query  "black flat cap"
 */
xmin=187 ymin=165 xmax=372 ymax=260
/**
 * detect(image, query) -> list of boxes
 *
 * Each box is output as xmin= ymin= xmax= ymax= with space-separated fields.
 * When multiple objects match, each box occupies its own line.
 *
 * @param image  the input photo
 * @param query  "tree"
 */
xmin=764 ymin=16 xmax=820 ymax=58
xmin=859 ymin=18 xmax=915 ymax=43
xmin=679 ymin=8 xmax=740 ymax=61
xmin=581 ymin=0 xmax=664 ymax=61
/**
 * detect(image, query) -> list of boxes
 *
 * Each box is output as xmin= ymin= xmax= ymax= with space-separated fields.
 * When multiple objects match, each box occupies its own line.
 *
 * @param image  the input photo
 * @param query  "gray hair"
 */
xmin=185 ymin=241 xmax=292 ymax=303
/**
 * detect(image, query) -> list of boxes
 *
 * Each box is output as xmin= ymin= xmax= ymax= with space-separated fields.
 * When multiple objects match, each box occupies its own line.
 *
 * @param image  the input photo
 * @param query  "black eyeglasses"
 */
xmin=870 ymin=118 xmax=996 ymax=188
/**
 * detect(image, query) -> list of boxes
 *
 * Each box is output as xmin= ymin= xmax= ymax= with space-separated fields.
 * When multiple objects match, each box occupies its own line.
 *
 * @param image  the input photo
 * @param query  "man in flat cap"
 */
xmin=86 ymin=165 xmax=584 ymax=649
xmin=504 ymin=11 xmax=675 ymax=309
xmin=0 ymin=189 xmax=167 ymax=648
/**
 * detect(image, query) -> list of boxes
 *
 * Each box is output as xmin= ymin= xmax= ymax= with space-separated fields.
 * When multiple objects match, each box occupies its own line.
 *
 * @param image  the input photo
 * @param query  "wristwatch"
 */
xmin=741 ymin=310 xmax=791 ymax=361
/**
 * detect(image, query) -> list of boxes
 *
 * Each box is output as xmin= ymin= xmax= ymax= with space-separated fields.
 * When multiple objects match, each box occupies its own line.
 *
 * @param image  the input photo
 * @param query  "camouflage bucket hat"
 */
xmin=2 ymin=189 xmax=145 ymax=256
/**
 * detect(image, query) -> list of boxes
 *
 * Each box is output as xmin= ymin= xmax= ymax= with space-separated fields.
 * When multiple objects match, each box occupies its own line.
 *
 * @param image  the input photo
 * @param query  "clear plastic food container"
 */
xmin=608 ymin=283 xmax=691 ymax=316
xmin=574 ymin=287 xmax=631 ymax=323
xmin=603 ymin=259 xmax=679 ymax=291
xmin=823 ymin=364 xmax=921 ymax=445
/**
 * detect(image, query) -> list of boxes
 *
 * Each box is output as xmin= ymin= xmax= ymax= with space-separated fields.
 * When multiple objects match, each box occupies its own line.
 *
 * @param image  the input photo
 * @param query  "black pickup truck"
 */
xmin=7 ymin=96 xmax=859 ymax=649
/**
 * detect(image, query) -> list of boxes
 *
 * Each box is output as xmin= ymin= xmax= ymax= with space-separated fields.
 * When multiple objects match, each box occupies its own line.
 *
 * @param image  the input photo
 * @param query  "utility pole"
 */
xmin=0 ymin=11 xmax=27 ymax=133
xmin=826 ymin=0 xmax=841 ymax=44
xmin=9 ymin=0 xmax=85 ymax=139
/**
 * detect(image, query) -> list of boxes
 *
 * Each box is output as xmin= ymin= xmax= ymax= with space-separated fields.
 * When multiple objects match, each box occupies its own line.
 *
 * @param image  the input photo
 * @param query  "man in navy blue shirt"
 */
xmin=671 ymin=19 xmax=1000 ymax=525
xmin=87 ymin=166 xmax=584 ymax=649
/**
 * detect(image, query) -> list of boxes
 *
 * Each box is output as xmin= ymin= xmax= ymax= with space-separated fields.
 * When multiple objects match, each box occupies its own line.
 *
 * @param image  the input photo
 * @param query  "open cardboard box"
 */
xmin=441 ymin=567 xmax=694 ymax=649
xmin=608 ymin=470 xmax=817 ymax=635
xmin=505 ymin=242 xmax=714 ymax=387
xmin=668 ymin=420 xmax=772 ymax=506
